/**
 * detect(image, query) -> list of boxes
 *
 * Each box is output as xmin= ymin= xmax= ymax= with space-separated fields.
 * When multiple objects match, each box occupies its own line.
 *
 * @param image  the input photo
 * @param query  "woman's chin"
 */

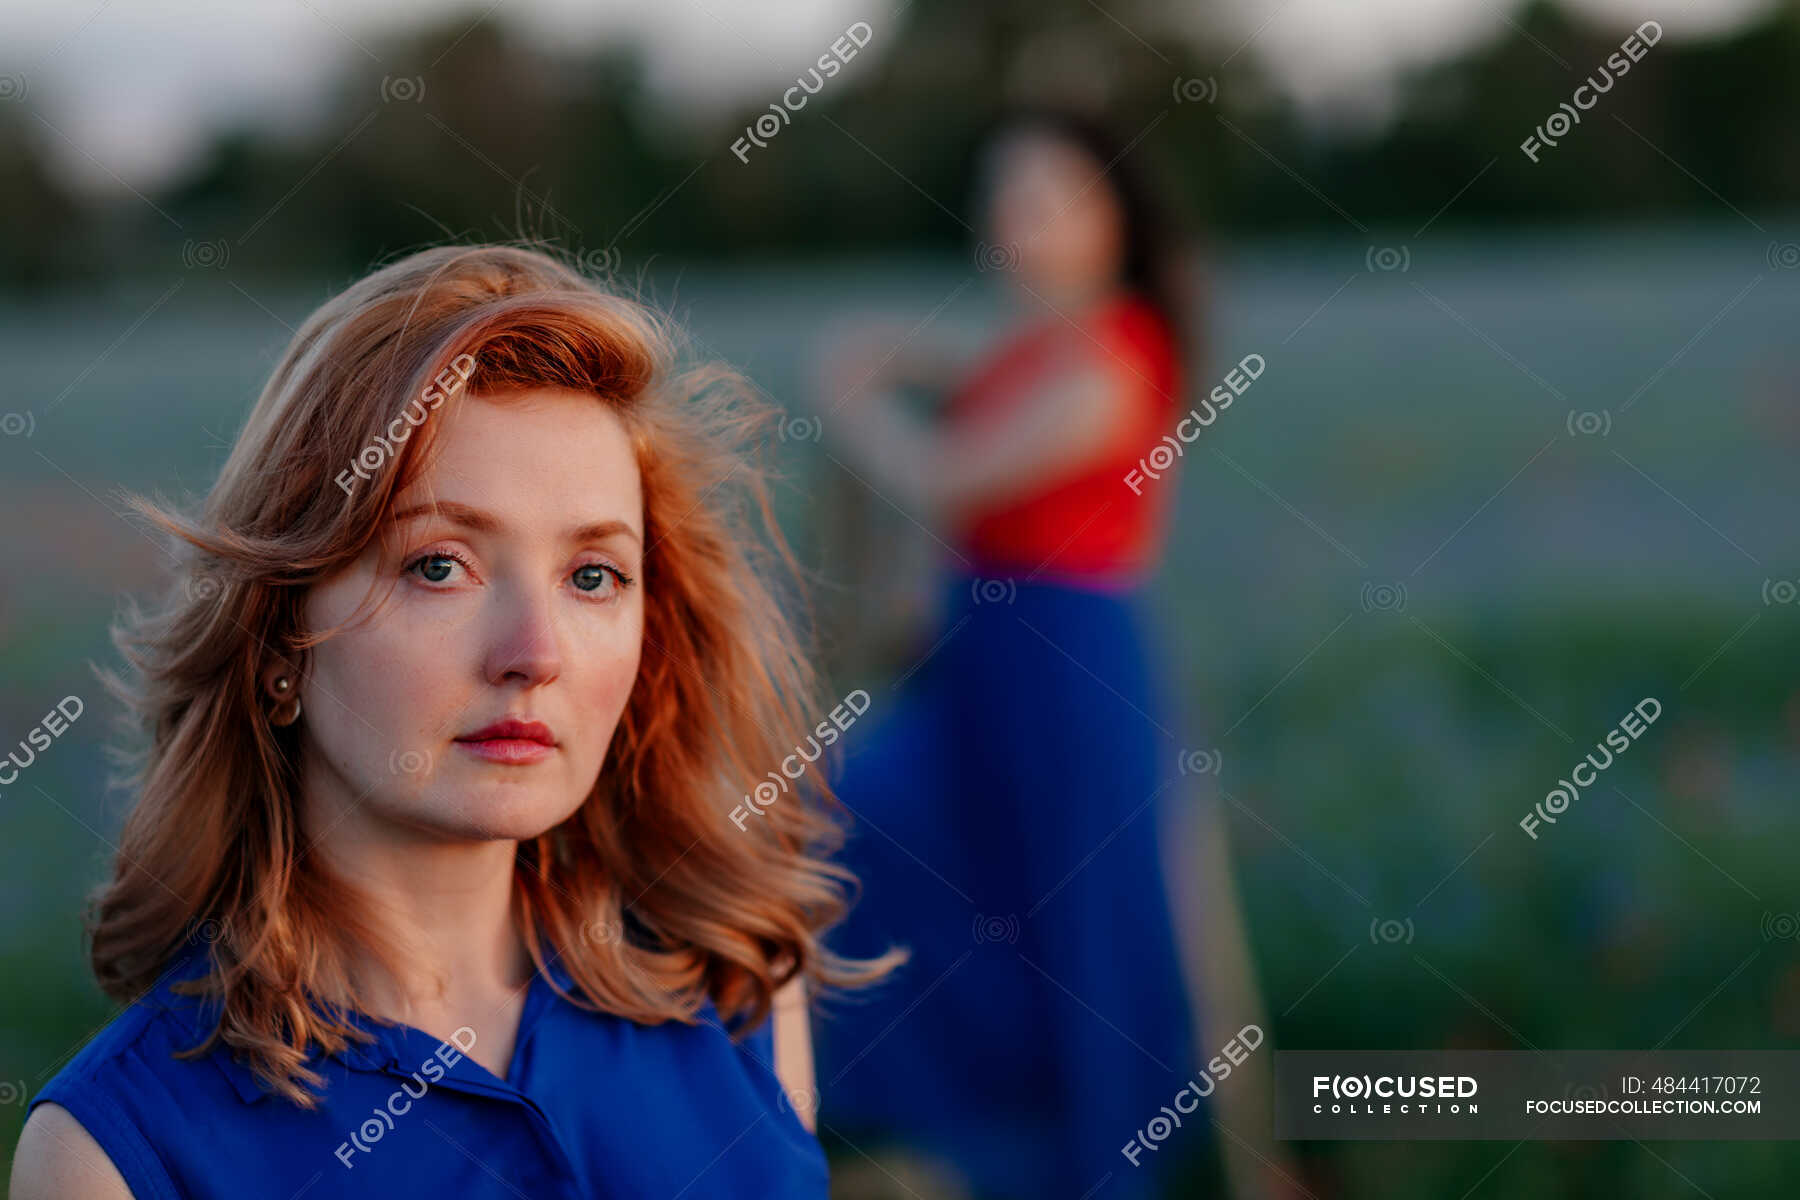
xmin=403 ymin=789 xmax=587 ymax=844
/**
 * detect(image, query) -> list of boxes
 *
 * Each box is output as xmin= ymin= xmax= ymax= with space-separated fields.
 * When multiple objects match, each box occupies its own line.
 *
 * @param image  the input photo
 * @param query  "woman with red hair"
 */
xmin=11 ymin=243 xmax=903 ymax=1198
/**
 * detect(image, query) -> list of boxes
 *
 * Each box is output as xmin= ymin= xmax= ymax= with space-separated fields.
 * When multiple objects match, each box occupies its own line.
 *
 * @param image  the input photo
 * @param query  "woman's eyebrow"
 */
xmin=391 ymin=499 xmax=641 ymax=544
xmin=568 ymin=518 xmax=641 ymax=545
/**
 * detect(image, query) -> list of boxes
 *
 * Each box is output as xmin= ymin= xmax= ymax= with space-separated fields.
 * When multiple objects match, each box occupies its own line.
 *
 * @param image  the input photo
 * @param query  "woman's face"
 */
xmin=981 ymin=128 xmax=1125 ymax=300
xmin=294 ymin=386 xmax=645 ymax=847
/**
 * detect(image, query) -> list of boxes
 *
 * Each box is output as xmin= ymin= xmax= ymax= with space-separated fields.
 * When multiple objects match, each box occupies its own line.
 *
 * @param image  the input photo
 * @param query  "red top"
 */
xmin=945 ymin=292 xmax=1183 ymax=581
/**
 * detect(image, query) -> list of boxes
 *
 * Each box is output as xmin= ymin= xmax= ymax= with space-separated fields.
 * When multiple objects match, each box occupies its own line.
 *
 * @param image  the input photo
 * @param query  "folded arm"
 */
xmin=831 ymin=351 xmax=1143 ymax=521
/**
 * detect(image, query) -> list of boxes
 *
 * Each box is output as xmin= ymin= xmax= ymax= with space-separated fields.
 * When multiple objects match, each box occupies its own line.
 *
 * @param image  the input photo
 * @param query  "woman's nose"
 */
xmin=483 ymin=585 xmax=563 ymax=688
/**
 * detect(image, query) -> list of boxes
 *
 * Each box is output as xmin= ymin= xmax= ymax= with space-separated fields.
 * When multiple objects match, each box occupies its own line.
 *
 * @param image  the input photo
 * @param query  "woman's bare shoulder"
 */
xmin=9 ymin=1102 xmax=135 ymax=1200
xmin=771 ymin=976 xmax=817 ymax=1132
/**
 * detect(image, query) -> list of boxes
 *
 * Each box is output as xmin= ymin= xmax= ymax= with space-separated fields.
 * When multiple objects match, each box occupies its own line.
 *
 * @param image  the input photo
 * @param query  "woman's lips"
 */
xmin=454 ymin=717 xmax=556 ymax=764
xmin=453 ymin=737 xmax=555 ymax=765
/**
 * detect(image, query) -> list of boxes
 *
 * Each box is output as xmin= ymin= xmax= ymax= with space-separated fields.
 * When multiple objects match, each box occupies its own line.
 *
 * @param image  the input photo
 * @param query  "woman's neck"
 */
xmin=304 ymin=805 xmax=534 ymax=1027
xmin=1014 ymin=277 xmax=1126 ymax=329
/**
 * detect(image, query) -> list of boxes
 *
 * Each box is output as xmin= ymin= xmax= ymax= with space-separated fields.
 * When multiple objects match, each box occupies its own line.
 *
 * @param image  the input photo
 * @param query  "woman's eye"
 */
xmin=405 ymin=550 xmax=471 ymax=584
xmin=572 ymin=563 xmax=631 ymax=597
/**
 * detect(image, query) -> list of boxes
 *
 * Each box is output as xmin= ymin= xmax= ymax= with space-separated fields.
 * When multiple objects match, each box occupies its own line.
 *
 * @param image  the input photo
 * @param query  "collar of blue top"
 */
xmin=149 ymin=946 xmax=578 ymax=1105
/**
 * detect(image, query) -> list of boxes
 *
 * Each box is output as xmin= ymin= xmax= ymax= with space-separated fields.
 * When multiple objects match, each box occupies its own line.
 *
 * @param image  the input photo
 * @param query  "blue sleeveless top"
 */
xmin=33 ymin=947 xmax=827 ymax=1198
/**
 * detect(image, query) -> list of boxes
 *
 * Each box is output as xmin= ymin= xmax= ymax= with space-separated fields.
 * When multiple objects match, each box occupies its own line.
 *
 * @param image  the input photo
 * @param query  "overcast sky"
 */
xmin=0 ymin=0 xmax=1779 ymax=194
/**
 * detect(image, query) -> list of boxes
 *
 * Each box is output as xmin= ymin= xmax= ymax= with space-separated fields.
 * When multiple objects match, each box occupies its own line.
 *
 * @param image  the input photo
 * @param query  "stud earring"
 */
xmin=268 ymin=674 xmax=302 ymax=727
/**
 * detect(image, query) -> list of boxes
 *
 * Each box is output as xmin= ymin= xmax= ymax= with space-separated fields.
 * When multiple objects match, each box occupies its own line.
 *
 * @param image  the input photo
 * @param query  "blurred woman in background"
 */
xmin=810 ymin=104 xmax=1207 ymax=1198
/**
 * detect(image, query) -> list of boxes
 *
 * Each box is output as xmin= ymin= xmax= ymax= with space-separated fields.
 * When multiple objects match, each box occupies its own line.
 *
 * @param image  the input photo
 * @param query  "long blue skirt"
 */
xmin=816 ymin=568 xmax=1204 ymax=1199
